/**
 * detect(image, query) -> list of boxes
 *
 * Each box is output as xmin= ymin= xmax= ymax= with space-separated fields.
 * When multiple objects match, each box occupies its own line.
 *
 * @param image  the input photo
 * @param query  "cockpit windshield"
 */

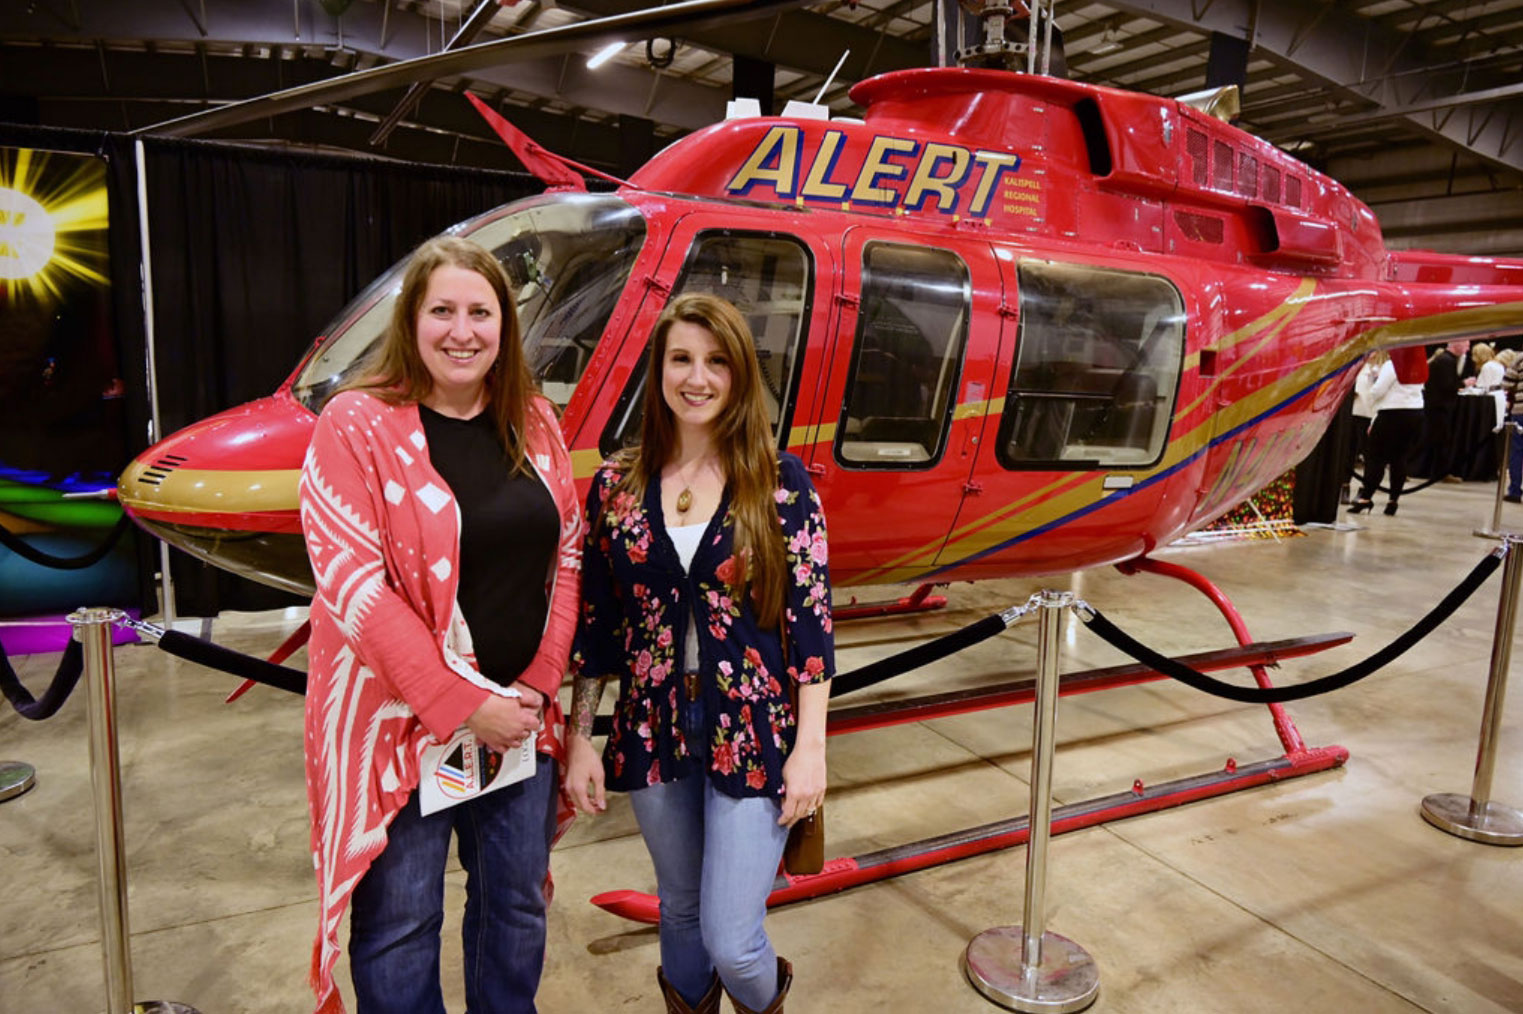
xmin=291 ymin=193 xmax=647 ymax=413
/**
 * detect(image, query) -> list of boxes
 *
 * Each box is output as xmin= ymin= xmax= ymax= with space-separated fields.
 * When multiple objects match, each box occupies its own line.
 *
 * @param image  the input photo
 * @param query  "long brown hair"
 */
xmin=347 ymin=235 xmax=536 ymax=473
xmin=619 ymin=293 xmax=786 ymax=628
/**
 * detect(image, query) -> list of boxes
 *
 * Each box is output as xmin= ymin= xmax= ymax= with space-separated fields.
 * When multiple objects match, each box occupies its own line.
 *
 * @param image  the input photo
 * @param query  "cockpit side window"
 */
xmin=599 ymin=231 xmax=812 ymax=456
xmin=488 ymin=200 xmax=646 ymax=410
xmin=996 ymin=260 xmax=1183 ymax=469
xmin=291 ymin=194 xmax=645 ymax=415
xmin=836 ymin=243 xmax=970 ymax=469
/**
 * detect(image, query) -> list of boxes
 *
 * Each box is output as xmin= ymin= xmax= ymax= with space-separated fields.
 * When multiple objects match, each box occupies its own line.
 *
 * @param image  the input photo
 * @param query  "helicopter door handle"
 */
xmin=963 ymin=480 xmax=985 ymax=495
xmin=806 ymin=463 xmax=827 ymax=477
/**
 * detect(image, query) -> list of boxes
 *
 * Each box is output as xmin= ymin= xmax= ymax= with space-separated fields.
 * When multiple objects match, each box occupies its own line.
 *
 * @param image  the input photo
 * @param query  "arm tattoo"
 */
xmin=571 ymin=676 xmax=606 ymax=739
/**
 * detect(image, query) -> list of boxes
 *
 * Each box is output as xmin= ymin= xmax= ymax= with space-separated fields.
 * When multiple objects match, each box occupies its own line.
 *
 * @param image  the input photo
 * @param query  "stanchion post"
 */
xmin=1420 ymin=538 xmax=1523 ymax=845
xmin=1475 ymin=421 xmax=1515 ymax=539
xmin=67 ymin=607 xmax=203 ymax=1014
xmin=963 ymin=590 xmax=1099 ymax=1012
xmin=71 ymin=607 xmax=134 ymax=1012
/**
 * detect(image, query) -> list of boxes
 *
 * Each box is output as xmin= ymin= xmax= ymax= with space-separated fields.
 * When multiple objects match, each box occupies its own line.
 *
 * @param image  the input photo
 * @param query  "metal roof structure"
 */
xmin=3 ymin=0 xmax=1522 ymax=253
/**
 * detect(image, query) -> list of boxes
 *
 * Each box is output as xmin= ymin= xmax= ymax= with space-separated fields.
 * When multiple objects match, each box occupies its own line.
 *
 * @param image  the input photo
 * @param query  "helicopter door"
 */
xmin=935 ymin=256 xmax=1187 ymax=579
xmin=803 ymin=232 xmax=998 ymax=584
xmin=593 ymin=219 xmax=823 ymax=459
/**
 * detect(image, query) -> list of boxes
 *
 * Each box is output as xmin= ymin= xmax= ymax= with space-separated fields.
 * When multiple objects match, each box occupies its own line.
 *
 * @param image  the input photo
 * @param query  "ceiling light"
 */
xmin=586 ymin=41 xmax=625 ymax=70
xmin=1091 ymin=29 xmax=1123 ymax=55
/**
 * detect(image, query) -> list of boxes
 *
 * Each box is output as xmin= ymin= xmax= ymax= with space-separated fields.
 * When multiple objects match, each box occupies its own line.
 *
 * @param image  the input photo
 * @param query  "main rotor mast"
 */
xmin=951 ymin=0 xmax=1057 ymax=75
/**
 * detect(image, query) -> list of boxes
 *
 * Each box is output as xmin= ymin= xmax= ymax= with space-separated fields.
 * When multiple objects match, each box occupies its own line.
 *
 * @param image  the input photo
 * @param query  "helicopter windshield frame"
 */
xmin=289 ymin=193 xmax=647 ymax=415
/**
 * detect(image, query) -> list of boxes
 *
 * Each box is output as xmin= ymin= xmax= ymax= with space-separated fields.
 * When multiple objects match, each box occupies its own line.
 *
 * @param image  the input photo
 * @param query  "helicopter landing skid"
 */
xmin=592 ymin=560 xmax=1347 ymax=921
xmin=591 ymin=746 xmax=1348 ymax=924
xmin=834 ymin=582 xmax=948 ymax=621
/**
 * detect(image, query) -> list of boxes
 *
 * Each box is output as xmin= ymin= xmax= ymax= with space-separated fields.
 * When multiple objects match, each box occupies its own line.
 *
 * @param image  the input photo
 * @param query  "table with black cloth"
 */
xmin=1411 ymin=391 xmax=1505 ymax=482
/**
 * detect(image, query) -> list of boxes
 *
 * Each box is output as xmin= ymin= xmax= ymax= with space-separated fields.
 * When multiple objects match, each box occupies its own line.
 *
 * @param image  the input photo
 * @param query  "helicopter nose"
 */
xmin=118 ymin=392 xmax=318 ymax=596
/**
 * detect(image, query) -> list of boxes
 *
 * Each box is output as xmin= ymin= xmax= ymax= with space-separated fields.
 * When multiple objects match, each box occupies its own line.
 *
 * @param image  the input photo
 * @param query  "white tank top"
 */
xmin=668 ymin=522 xmax=706 ymax=673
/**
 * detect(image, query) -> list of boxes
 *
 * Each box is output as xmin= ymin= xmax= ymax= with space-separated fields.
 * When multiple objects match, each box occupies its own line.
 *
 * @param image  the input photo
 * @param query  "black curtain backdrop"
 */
xmin=1 ymin=122 xmax=542 ymax=615
xmin=1294 ymin=390 xmax=1355 ymax=525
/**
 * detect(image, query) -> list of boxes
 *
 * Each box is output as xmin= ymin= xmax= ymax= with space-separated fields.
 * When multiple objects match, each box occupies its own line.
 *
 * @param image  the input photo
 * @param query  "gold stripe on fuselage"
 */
xmin=118 ymin=461 xmax=301 ymax=515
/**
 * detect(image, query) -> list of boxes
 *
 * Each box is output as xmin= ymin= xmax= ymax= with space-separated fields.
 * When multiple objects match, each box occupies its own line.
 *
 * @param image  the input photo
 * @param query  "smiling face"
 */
xmin=415 ymin=263 xmax=502 ymax=417
xmin=661 ymin=319 xmax=732 ymax=436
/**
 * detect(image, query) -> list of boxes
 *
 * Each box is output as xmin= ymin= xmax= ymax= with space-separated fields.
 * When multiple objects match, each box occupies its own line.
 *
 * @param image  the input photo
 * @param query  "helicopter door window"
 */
xmin=598 ymin=232 xmax=812 ymax=457
xmin=997 ymin=260 xmax=1184 ymax=470
xmin=837 ymin=243 xmax=970 ymax=469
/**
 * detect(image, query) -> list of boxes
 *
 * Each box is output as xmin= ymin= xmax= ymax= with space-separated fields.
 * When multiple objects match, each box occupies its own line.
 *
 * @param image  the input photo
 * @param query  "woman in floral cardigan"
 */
xmin=565 ymin=293 xmax=833 ymax=1014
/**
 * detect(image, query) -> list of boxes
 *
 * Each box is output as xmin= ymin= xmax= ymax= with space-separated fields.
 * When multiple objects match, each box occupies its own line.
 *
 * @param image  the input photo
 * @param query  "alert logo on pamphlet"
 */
xmin=433 ymin=740 xmax=475 ymax=797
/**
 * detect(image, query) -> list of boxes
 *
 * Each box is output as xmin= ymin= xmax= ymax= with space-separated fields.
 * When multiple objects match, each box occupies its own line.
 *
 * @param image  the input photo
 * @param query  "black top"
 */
xmin=420 ymin=404 xmax=558 ymax=688
xmin=1425 ymin=350 xmax=1470 ymax=409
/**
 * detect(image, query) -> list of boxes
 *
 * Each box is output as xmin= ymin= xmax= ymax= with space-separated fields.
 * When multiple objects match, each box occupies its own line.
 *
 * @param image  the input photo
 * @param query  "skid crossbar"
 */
xmin=834 ymin=581 xmax=949 ymax=620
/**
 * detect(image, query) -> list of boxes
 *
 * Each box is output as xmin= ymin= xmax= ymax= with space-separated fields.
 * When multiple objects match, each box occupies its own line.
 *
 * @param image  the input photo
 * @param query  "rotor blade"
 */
xmin=370 ymin=0 xmax=514 ymax=147
xmin=136 ymin=0 xmax=813 ymax=139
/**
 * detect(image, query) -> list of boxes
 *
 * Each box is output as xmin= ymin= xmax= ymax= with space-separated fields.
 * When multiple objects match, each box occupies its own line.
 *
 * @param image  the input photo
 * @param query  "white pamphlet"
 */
xmin=418 ymin=724 xmax=537 ymax=816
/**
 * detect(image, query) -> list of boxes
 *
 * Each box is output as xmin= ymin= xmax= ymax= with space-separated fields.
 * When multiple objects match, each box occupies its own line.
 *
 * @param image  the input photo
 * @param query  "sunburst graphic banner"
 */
xmin=0 ymin=146 xmax=133 ymax=631
xmin=0 ymin=146 xmax=109 ymax=301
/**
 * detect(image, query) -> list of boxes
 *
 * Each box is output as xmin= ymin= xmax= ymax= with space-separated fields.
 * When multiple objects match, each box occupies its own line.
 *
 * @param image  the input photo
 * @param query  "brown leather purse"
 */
xmin=783 ymin=804 xmax=824 ymax=875
xmin=781 ymin=624 xmax=826 ymax=875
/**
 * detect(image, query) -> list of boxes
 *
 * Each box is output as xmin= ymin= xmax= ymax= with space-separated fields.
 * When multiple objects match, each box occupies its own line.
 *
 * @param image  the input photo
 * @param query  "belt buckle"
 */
xmin=683 ymin=672 xmax=699 ymax=699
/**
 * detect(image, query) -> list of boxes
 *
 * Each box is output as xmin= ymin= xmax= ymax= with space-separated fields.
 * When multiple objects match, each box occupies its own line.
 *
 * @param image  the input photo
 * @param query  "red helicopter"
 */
xmin=114 ymin=0 xmax=1523 ymax=913
xmin=116 ymin=1 xmax=1523 ymax=596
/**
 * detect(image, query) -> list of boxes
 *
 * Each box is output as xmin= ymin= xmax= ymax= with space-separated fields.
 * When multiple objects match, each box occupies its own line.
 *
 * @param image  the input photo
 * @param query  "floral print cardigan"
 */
xmin=571 ymin=451 xmax=834 ymax=798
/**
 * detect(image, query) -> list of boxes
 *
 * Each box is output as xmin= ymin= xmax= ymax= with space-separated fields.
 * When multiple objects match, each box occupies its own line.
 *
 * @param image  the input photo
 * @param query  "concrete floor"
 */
xmin=3 ymin=480 xmax=1522 ymax=1013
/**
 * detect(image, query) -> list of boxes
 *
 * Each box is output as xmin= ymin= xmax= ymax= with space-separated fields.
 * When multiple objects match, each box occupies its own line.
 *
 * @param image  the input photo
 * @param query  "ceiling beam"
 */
xmin=0 ymin=0 xmax=929 ymax=144
xmin=559 ymin=0 xmax=927 ymax=80
xmin=0 ymin=43 xmax=629 ymax=169
xmin=1103 ymin=0 xmax=1523 ymax=177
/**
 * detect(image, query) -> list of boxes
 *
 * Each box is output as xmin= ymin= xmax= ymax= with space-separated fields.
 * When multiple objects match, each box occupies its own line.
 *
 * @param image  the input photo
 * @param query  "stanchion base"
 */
xmin=963 ymin=926 xmax=1099 ymax=1013
xmin=1421 ymin=793 xmax=1523 ymax=845
xmin=133 ymin=1002 xmax=202 ymax=1013
xmin=0 ymin=760 xmax=36 ymax=802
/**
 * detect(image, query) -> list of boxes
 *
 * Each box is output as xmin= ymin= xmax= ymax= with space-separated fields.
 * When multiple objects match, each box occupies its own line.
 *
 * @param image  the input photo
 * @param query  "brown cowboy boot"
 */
xmin=726 ymin=956 xmax=793 ymax=1014
xmin=657 ymin=966 xmax=723 ymax=1014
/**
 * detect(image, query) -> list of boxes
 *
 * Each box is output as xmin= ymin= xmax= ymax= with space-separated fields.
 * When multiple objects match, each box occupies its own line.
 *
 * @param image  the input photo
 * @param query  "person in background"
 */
xmin=1421 ymin=339 xmax=1470 ymax=480
xmin=299 ymin=236 xmax=581 ymax=1014
xmin=1351 ymin=347 xmax=1426 ymax=516
xmin=1347 ymin=354 xmax=1381 ymax=503
xmin=1502 ymin=349 xmax=1523 ymax=504
xmin=564 ymin=293 xmax=834 ymax=1014
xmin=1468 ymin=343 xmax=1506 ymax=390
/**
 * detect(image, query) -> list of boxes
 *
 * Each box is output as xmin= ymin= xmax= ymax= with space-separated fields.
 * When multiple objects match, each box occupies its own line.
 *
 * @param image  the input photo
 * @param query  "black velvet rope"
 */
xmin=828 ymin=614 xmax=1010 ymax=697
xmin=155 ymin=630 xmax=308 ymax=696
xmin=0 ymin=515 xmax=131 ymax=570
xmin=1081 ymin=550 xmax=1503 ymax=703
xmin=0 ymin=639 xmax=84 ymax=720
xmin=589 ymin=611 xmax=1013 ymax=736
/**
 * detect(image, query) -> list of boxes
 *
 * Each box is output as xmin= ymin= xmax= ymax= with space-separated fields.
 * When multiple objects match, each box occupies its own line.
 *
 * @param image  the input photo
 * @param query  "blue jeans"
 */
xmin=348 ymin=755 xmax=557 ymax=1014
xmin=628 ymin=701 xmax=789 ymax=1011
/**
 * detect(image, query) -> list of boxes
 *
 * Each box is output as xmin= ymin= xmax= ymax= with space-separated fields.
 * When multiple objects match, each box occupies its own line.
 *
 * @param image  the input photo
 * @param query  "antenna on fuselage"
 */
xmin=813 ymin=49 xmax=850 ymax=105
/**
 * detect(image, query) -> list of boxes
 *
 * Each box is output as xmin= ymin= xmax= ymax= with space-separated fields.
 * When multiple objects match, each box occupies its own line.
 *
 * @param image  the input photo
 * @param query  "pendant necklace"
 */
xmin=673 ymin=458 xmax=711 ymax=516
